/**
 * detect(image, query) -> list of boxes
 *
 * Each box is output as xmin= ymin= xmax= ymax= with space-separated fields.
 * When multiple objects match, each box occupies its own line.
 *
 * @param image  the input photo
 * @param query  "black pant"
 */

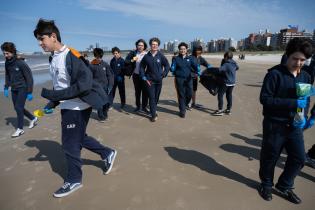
xmin=307 ymin=144 xmax=315 ymax=159
xmin=112 ymin=79 xmax=126 ymax=105
xmin=145 ymin=82 xmax=162 ymax=118
xmin=217 ymin=85 xmax=234 ymax=110
xmin=259 ymin=118 xmax=305 ymax=190
xmin=132 ymin=74 xmax=148 ymax=109
xmin=175 ymin=77 xmax=193 ymax=114
xmin=11 ymin=88 xmax=35 ymax=129
xmin=61 ymin=108 xmax=112 ymax=183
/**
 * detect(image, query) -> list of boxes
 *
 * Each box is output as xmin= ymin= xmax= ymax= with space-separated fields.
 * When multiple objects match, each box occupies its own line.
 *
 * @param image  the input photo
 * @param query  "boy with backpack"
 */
xmin=33 ymin=19 xmax=117 ymax=198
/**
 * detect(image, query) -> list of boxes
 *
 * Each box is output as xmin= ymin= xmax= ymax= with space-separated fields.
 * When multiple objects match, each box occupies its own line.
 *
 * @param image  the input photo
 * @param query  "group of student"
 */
xmin=1 ymin=18 xmax=315 ymax=203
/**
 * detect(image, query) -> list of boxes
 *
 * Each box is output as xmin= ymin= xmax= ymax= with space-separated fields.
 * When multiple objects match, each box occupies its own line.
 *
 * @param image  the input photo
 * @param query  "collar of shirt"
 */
xmin=53 ymin=45 xmax=67 ymax=57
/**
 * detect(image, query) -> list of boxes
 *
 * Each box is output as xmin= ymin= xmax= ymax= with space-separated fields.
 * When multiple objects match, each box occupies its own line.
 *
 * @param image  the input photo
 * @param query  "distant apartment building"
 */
xmin=164 ymin=40 xmax=181 ymax=52
xmin=190 ymin=38 xmax=206 ymax=51
xmin=278 ymin=28 xmax=313 ymax=47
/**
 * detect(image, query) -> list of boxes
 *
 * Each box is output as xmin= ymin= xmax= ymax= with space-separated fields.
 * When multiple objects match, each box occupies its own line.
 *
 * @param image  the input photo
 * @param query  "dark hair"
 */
xmin=1 ymin=42 xmax=17 ymax=55
xmin=33 ymin=18 xmax=61 ymax=42
xmin=285 ymin=38 xmax=313 ymax=59
xmin=111 ymin=46 xmax=120 ymax=54
xmin=93 ymin=48 xmax=104 ymax=58
xmin=192 ymin=45 xmax=203 ymax=56
xmin=149 ymin=37 xmax=160 ymax=46
xmin=178 ymin=42 xmax=188 ymax=49
xmin=224 ymin=51 xmax=233 ymax=59
xmin=135 ymin=39 xmax=148 ymax=50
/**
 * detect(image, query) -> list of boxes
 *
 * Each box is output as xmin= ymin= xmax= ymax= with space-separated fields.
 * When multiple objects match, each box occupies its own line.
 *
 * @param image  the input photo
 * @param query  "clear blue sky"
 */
xmin=0 ymin=0 xmax=314 ymax=52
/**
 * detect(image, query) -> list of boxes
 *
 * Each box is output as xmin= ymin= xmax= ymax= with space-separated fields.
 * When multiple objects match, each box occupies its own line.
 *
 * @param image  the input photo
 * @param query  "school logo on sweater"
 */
xmin=15 ymin=67 xmax=19 ymax=71
xmin=157 ymin=59 xmax=160 ymax=63
xmin=117 ymin=63 xmax=121 ymax=67
xmin=103 ymin=67 xmax=106 ymax=71
xmin=66 ymin=124 xmax=76 ymax=129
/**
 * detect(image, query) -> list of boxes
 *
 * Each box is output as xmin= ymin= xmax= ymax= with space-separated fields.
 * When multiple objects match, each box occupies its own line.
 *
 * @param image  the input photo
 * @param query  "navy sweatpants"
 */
xmin=175 ymin=77 xmax=193 ymax=115
xmin=11 ymin=88 xmax=35 ymax=129
xmin=111 ymin=78 xmax=126 ymax=105
xmin=145 ymin=82 xmax=162 ymax=118
xmin=217 ymin=85 xmax=234 ymax=110
xmin=61 ymin=108 xmax=112 ymax=183
xmin=132 ymin=74 xmax=148 ymax=109
xmin=259 ymin=118 xmax=305 ymax=190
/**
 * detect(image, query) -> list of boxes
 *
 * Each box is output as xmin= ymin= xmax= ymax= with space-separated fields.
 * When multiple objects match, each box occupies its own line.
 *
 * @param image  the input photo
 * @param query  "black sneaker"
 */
xmin=120 ymin=104 xmax=125 ymax=109
xmin=103 ymin=149 xmax=117 ymax=175
xmin=53 ymin=182 xmax=82 ymax=198
xmin=212 ymin=110 xmax=224 ymax=116
xmin=150 ymin=115 xmax=158 ymax=122
xmin=275 ymin=185 xmax=302 ymax=204
xmin=142 ymin=107 xmax=150 ymax=114
xmin=186 ymin=105 xmax=192 ymax=111
xmin=179 ymin=112 xmax=185 ymax=118
xmin=258 ymin=185 xmax=272 ymax=201
xmin=223 ymin=109 xmax=231 ymax=115
xmin=305 ymin=153 xmax=315 ymax=169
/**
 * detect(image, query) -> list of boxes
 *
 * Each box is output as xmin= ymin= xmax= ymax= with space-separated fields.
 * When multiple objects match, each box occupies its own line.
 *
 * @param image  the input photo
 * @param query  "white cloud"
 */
xmin=79 ymin=0 xmax=285 ymax=30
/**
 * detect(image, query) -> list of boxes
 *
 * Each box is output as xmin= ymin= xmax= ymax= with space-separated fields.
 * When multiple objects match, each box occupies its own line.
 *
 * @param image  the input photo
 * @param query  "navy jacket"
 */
xmin=110 ymin=57 xmax=125 ymax=78
xmin=90 ymin=59 xmax=114 ymax=90
xmin=4 ymin=56 xmax=33 ymax=93
xmin=41 ymin=51 xmax=108 ymax=110
xmin=219 ymin=59 xmax=239 ymax=85
xmin=171 ymin=55 xmax=199 ymax=78
xmin=139 ymin=51 xmax=170 ymax=83
xmin=260 ymin=65 xmax=311 ymax=123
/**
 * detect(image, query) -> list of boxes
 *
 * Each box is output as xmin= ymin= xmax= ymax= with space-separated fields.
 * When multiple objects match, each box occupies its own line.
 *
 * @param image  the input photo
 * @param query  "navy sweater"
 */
xmin=110 ymin=57 xmax=125 ymax=77
xmin=4 ymin=56 xmax=33 ymax=93
xmin=90 ymin=59 xmax=114 ymax=89
xmin=219 ymin=59 xmax=239 ymax=85
xmin=139 ymin=51 xmax=170 ymax=83
xmin=171 ymin=55 xmax=199 ymax=78
xmin=260 ymin=65 xmax=311 ymax=123
xmin=41 ymin=51 xmax=108 ymax=110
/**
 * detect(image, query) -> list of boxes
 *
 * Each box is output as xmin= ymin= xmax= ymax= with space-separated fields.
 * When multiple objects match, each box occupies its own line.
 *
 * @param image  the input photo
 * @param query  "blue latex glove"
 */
xmin=117 ymin=76 xmax=123 ymax=83
xmin=297 ymin=97 xmax=307 ymax=109
xmin=305 ymin=116 xmax=315 ymax=129
xmin=293 ymin=117 xmax=306 ymax=129
xmin=44 ymin=108 xmax=53 ymax=114
xmin=142 ymin=76 xmax=147 ymax=81
xmin=27 ymin=93 xmax=33 ymax=101
xmin=107 ymin=86 xmax=112 ymax=95
xmin=4 ymin=88 xmax=9 ymax=97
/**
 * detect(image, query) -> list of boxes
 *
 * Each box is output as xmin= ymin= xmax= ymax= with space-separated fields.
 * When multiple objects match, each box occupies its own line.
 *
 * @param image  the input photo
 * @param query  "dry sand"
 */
xmin=0 ymin=58 xmax=314 ymax=210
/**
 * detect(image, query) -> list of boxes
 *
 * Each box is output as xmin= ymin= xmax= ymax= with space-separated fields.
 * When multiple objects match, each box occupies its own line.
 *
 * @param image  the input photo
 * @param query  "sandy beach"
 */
xmin=0 ymin=56 xmax=314 ymax=210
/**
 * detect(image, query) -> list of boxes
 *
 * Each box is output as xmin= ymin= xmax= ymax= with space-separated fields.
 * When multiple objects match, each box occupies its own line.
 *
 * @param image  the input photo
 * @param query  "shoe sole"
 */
xmin=212 ymin=113 xmax=223 ymax=116
xmin=104 ymin=150 xmax=117 ymax=175
xmin=53 ymin=184 xmax=83 ymax=198
xmin=11 ymin=130 xmax=25 ymax=138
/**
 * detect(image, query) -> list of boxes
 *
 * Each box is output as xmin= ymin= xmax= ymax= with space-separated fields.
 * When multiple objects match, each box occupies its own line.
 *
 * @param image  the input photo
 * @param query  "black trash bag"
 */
xmin=199 ymin=67 xmax=224 ymax=96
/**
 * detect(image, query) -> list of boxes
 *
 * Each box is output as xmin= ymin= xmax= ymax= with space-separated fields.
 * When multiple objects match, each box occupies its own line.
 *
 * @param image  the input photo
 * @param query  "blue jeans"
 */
xmin=61 ymin=108 xmax=112 ymax=183
xmin=11 ymin=88 xmax=35 ymax=129
xmin=175 ymin=77 xmax=193 ymax=114
xmin=259 ymin=118 xmax=305 ymax=189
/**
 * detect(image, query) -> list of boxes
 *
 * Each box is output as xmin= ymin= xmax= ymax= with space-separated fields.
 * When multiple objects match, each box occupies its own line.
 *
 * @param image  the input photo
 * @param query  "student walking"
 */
xmin=213 ymin=51 xmax=239 ymax=116
xmin=125 ymin=39 xmax=149 ymax=112
xmin=258 ymin=38 xmax=313 ymax=204
xmin=110 ymin=47 xmax=126 ymax=109
xmin=2 ymin=42 xmax=38 ymax=137
xmin=90 ymin=48 xmax=114 ymax=122
xmin=139 ymin=37 xmax=170 ymax=122
xmin=191 ymin=45 xmax=212 ymax=108
xmin=171 ymin=42 xmax=199 ymax=118
xmin=33 ymin=19 xmax=117 ymax=198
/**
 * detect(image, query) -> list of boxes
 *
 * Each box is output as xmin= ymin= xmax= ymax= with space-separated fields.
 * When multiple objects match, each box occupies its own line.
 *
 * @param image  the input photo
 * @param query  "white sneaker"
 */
xmin=11 ymin=128 xmax=25 ymax=138
xmin=29 ymin=117 xmax=38 ymax=129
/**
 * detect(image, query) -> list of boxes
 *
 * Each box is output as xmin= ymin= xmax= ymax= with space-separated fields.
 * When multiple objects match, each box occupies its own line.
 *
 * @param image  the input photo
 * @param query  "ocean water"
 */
xmin=0 ymin=53 xmax=116 ymax=92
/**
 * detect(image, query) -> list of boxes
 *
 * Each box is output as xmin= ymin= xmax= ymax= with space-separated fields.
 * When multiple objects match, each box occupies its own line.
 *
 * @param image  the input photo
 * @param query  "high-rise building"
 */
xmin=278 ymin=28 xmax=313 ymax=47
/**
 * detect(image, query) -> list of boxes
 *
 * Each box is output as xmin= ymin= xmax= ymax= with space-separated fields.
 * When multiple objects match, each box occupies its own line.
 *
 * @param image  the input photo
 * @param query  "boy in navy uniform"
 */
xmin=2 ymin=42 xmax=38 ymax=137
xmin=258 ymin=38 xmax=313 ymax=204
xmin=34 ymin=19 xmax=117 ymax=198
xmin=171 ymin=42 xmax=199 ymax=118
xmin=140 ymin=37 xmax=170 ymax=122
xmin=110 ymin=47 xmax=126 ymax=109
xmin=90 ymin=48 xmax=114 ymax=122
